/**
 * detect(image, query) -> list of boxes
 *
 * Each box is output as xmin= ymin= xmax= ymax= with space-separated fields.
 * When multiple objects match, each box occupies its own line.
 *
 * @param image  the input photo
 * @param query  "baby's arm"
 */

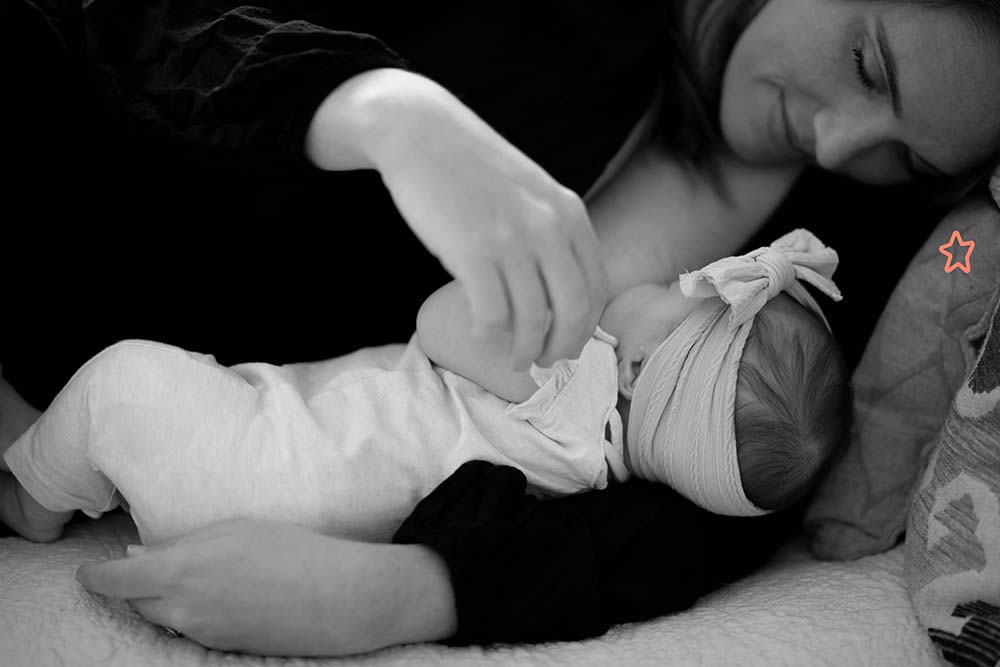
xmin=416 ymin=282 xmax=543 ymax=403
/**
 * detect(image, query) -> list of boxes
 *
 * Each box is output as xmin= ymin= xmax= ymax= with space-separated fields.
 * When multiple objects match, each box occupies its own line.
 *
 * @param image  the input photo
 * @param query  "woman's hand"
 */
xmin=75 ymin=519 xmax=457 ymax=657
xmin=307 ymin=69 xmax=607 ymax=370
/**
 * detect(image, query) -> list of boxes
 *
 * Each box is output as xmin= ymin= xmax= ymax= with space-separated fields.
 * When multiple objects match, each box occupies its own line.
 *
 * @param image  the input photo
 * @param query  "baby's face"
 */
xmin=600 ymin=282 xmax=700 ymax=397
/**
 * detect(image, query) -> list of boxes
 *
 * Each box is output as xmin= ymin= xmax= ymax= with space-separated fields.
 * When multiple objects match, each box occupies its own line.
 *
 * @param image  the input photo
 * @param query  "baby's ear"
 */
xmin=618 ymin=352 xmax=644 ymax=400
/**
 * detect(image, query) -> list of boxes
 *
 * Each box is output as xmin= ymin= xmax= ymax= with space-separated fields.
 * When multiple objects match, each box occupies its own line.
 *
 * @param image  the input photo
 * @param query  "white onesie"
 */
xmin=4 ymin=333 xmax=628 ymax=545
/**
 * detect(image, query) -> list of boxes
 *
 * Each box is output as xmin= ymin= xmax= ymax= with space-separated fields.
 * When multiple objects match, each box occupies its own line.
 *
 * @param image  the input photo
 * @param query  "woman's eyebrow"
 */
xmin=876 ymin=18 xmax=954 ymax=180
xmin=875 ymin=19 xmax=902 ymax=117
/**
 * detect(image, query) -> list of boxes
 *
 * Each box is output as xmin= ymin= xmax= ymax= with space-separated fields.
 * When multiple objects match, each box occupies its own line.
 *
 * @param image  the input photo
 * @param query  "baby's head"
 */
xmin=733 ymin=294 xmax=851 ymax=511
xmin=622 ymin=228 xmax=849 ymax=516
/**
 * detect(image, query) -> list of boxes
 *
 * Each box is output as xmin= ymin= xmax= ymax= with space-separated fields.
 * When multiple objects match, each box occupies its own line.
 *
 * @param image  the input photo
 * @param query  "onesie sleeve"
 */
xmin=393 ymin=460 xmax=800 ymax=645
xmin=504 ymin=328 xmax=618 ymax=424
xmin=82 ymin=0 xmax=408 ymax=167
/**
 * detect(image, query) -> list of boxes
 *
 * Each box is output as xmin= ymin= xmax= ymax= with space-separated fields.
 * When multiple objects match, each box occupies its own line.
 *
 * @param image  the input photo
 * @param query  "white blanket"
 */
xmin=0 ymin=513 xmax=942 ymax=667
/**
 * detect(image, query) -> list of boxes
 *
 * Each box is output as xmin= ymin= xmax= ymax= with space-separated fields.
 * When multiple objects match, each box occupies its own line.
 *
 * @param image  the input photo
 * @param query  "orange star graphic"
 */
xmin=939 ymin=230 xmax=975 ymax=274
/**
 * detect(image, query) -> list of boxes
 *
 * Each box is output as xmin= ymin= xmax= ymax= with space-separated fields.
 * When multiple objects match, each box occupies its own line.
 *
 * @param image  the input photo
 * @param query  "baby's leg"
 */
xmin=0 ymin=367 xmax=41 ymax=470
xmin=0 ymin=365 xmax=70 ymax=541
xmin=2 ymin=340 xmax=265 ymax=545
xmin=0 ymin=472 xmax=72 ymax=542
xmin=1 ymin=343 xmax=155 ymax=541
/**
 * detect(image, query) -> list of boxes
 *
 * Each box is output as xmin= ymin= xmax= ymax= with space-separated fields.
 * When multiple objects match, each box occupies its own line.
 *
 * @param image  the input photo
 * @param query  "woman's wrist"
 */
xmin=322 ymin=541 xmax=457 ymax=654
xmin=304 ymin=68 xmax=453 ymax=172
xmin=376 ymin=544 xmax=459 ymax=647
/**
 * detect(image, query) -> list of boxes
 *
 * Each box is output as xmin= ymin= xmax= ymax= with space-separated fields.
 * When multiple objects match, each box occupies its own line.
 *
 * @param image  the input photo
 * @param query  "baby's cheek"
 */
xmin=616 ymin=335 xmax=641 ymax=365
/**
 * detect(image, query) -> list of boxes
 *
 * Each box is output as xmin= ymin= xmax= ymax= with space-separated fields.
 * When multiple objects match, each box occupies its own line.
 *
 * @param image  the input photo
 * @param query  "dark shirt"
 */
xmin=394 ymin=460 xmax=802 ymax=645
xmin=2 ymin=0 xmax=947 ymax=647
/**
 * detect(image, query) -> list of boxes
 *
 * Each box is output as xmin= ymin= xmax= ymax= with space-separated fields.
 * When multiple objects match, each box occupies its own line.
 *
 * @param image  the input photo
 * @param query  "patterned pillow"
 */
xmin=906 ymin=265 xmax=1000 ymax=667
xmin=804 ymin=189 xmax=1000 ymax=560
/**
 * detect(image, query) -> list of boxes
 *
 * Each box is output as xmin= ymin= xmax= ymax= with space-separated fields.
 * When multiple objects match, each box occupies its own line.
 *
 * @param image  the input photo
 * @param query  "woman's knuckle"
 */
xmin=556 ymin=184 xmax=581 ymax=205
xmin=557 ymin=190 xmax=586 ymax=216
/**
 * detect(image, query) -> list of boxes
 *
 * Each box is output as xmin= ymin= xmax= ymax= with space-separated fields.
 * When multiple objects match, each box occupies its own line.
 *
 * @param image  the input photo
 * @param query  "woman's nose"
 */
xmin=812 ymin=105 xmax=896 ymax=172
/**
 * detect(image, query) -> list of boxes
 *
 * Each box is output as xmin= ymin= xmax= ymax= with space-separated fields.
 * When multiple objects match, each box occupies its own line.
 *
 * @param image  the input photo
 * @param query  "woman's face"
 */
xmin=719 ymin=0 xmax=1000 ymax=185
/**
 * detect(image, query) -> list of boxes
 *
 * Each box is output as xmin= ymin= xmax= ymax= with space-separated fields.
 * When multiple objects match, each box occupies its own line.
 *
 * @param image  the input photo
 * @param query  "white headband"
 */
xmin=625 ymin=229 xmax=843 ymax=516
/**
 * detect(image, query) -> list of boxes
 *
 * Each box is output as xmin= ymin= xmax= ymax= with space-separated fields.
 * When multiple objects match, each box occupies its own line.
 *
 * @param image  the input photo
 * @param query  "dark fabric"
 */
xmin=394 ymin=461 xmax=800 ymax=645
xmin=1 ymin=0 xmax=950 ymax=646
xmin=927 ymin=601 xmax=1000 ymax=667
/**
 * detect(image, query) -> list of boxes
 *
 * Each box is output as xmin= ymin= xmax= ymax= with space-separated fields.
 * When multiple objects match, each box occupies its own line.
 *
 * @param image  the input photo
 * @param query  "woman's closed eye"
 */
xmin=852 ymin=47 xmax=875 ymax=93
xmin=852 ymin=28 xmax=953 ymax=183
xmin=850 ymin=45 xmax=939 ymax=182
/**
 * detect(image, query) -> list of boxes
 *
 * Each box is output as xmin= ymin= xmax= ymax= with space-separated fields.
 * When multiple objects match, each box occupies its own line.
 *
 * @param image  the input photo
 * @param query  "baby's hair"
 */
xmin=734 ymin=295 xmax=853 ymax=511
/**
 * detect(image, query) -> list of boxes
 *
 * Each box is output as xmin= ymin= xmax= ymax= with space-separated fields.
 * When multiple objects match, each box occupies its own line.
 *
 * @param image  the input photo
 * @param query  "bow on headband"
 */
xmin=680 ymin=228 xmax=842 ymax=330
xmin=625 ymin=229 xmax=842 ymax=516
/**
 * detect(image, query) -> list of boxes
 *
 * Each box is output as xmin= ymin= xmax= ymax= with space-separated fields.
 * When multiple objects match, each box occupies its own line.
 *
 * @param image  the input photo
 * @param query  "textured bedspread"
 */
xmin=0 ymin=513 xmax=942 ymax=667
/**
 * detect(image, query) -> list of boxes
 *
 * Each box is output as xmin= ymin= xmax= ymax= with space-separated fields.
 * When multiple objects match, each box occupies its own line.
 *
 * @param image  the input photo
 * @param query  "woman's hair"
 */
xmin=733 ymin=296 xmax=853 ymax=511
xmin=657 ymin=0 xmax=769 ymax=166
xmin=661 ymin=0 xmax=1000 ymax=177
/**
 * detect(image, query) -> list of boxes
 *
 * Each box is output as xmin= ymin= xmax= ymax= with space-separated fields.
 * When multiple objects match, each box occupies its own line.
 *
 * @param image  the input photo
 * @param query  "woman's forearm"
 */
xmin=334 ymin=542 xmax=458 ymax=653
xmin=76 ymin=520 xmax=457 ymax=657
xmin=590 ymin=143 xmax=801 ymax=296
xmin=304 ymin=67 xmax=410 ymax=171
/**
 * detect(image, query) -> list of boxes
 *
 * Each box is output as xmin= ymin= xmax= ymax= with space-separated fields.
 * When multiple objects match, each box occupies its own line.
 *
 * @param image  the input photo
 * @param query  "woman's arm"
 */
xmin=77 ymin=462 xmax=797 ymax=655
xmin=86 ymin=4 xmax=606 ymax=371
xmin=76 ymin=519 xmax=457 ymax=657
xmin=589 ymin=141 xmax=802 ymax=297
xmin=308 ymin=67 xmax=607 ymax=371
xmin=416 ymin=281 xmax=538 ymax=403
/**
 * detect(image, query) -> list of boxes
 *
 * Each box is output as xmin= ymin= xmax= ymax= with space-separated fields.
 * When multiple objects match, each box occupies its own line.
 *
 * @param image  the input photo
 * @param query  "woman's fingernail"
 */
xmin=125 ymin=544 xmax=148 ymax=557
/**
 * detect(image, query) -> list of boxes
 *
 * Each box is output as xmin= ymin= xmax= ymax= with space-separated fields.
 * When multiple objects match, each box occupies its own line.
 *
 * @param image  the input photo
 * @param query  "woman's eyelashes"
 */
xmin=852 ymin=47 xmax=876 ymax=92
xmin=851 ymin=43 xmax=925 ymax=181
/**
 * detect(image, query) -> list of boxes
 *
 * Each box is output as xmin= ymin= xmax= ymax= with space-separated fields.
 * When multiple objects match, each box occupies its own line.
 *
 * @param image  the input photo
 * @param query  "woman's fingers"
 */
xmin=535 ymin=242 xmax=595 ymax=367
xmin=501 ymin=254 xmax=548 ymax=371
xmin=459 ymin=217 xmax=605 ymax=371
xmin=76 ymin=552 xmax=169 ymax=600
xmin=572 ymin=227 xmax=609 ymax=324
xmin=532 ymin=192 xmax=604 ymax=366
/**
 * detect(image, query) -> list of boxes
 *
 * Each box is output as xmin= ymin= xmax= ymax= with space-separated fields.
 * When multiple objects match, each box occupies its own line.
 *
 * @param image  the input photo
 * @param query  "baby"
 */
xmin=0 ymin=229 xmax=850 ymax=545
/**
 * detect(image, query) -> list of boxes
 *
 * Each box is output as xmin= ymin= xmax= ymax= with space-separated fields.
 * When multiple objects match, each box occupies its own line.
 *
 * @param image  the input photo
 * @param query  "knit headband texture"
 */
xmin=625 ymin=229 xmax=842 ymax=516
